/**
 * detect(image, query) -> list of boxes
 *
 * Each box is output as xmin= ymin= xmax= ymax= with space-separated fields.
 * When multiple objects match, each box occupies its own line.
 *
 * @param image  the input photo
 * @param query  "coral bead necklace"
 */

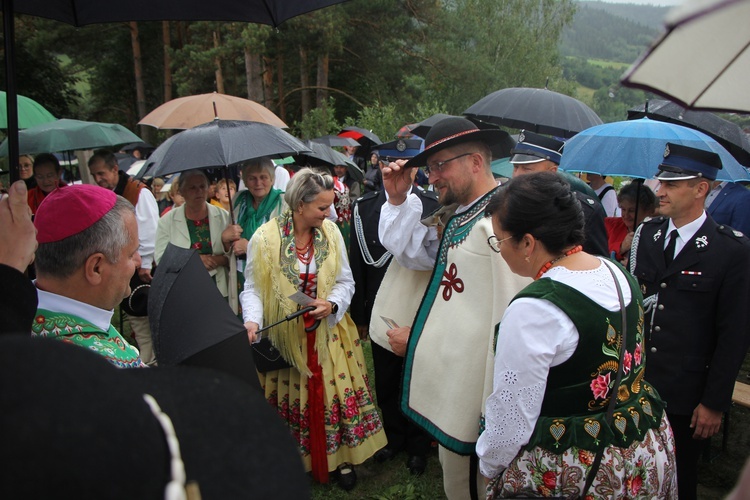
xmin=534 ymin=245 xmax=583 ymax=280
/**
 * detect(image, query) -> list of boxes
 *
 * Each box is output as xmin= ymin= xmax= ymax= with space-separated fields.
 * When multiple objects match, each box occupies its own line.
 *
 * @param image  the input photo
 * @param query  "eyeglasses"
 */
xmin=425 ymin=153 xmax=472 ymax=175
xmin=487 ymin=235 xmax=513 ymax=253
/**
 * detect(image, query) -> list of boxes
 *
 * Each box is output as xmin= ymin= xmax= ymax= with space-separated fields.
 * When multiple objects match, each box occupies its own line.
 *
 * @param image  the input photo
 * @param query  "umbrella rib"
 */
xmin=690 ymin=39 xmax=750 ymax=108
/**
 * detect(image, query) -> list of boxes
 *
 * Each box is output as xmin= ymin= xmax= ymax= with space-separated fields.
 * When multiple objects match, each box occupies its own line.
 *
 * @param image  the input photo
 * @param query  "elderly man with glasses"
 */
xmin=374 ymin=117 xmax=529 ymax=499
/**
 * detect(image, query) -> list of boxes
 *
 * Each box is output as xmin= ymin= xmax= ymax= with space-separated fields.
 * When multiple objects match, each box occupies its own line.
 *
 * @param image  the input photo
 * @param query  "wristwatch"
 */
xmin=328 ymin=301 xmax=339 ymax=314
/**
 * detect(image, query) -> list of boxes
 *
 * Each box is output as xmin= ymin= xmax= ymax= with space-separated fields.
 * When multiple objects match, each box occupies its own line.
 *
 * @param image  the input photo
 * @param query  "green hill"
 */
xmin=561 ymin=2 xmax=665 ymax=63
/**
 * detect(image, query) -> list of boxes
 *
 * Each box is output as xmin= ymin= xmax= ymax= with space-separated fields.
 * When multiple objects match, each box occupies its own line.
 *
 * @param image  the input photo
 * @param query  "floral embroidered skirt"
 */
xmin=487 ymin=413 xmax=677 ymax=499
xmin=259 ymin=314 xmax=386 ymax=472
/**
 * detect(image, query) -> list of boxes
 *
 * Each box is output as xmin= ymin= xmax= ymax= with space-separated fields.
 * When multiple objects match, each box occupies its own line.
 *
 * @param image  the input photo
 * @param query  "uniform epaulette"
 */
xmin=575 ymin=192 xmax=597 ymax=206
xmin=418 ymin=189 xmax=439 ymax=202
xmin=716 ymin=224 xmax=750 ymax=243
xmin=642 ymin=216 xmax=666 ymax=225
xmin=353 ymin=190 xmax=379 ymax=206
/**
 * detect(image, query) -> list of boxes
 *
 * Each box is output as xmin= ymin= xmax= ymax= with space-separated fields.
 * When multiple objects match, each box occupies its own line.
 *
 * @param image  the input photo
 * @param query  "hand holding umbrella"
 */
xmin=245 ymin=305 xmax=319 ymax=343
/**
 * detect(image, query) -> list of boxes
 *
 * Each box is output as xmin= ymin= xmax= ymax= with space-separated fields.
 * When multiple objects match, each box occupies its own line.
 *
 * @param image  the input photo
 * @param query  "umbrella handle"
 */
xmin=256 ymin=305 xmax=316 ymax=334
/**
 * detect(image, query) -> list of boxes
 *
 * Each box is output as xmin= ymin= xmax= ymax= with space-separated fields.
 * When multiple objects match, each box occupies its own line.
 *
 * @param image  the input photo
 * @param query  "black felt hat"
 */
xmin=404 ymin=117 xmax=512 ymax=168
xmin=0 ymin=336 xmax=308 ymax=499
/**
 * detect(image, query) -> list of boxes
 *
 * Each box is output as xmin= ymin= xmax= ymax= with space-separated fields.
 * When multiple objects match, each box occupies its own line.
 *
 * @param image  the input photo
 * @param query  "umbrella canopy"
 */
xmin=0 ymin=118 xmax=143 ymax=156
xmin=338 ymin=126 xmax=382 ymax=146
xmin=145 ymin=119 xmax=310 ymax=178
xmin=621 ymin=0 xmax=750 ymax=113
xmin=2 ymin=0 xmax=350 ymax=182
xmin=0 ymin=91 xmax=56 ymax=129
xmin=464 ymin=87 xmax=603 ymax=139
xmin=11 ymin=0 xmax=351 ymax=28
xmin=149 ymin=243 xmax=262 ymax=392
xmin=311 ymin=134 xmax=360 ymax=148
xmin=408 ymin=113 xmax=460 ymax=140
xmin=627 ymin=100 xmax=750 ymax=167
xmin=293 ymin=141 xmax=364 ymax=182
xmin=559 ymin=118 xmax=750 ymax=182
xmin=139 ymin=92 xmax=286 ymax=130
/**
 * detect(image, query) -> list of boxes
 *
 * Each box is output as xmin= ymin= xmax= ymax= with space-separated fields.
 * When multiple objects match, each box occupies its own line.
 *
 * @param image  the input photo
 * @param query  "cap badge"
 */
xmin=518 ymin=132 xmax=525 ymax=143
xmin=663 ymin=144 xmax=670 ymax=158
xmin=396 ymin=139 xmax=407 ymax=152
xmin=695 ymin=235 xmax=708 ymax=249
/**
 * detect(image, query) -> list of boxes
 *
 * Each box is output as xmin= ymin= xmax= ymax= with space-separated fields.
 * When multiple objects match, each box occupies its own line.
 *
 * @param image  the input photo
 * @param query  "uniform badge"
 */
xmin=733 ymin=230 xmax=744 ymax=237
xmin=396 ymin=139 xmax=407 ymax=152
xmin=695 ymin=235 xmax=708 ymax=249
xmin=586 ymin=198 xmax=594 ymax=205
xmin=654 ymin=229 xmax=662 ymax=242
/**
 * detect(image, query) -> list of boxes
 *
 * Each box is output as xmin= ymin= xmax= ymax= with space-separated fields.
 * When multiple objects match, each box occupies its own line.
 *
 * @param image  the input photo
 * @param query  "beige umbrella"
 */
xmin=139 ymin=92 xmax=287 ymax=129
xmin=621 ymin=0 xmax=750 ymax=113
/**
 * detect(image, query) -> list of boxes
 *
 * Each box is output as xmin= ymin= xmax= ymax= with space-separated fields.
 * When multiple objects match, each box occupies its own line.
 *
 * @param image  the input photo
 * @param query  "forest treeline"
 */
xmin=3 ymin=0 xmax=678 ymax=142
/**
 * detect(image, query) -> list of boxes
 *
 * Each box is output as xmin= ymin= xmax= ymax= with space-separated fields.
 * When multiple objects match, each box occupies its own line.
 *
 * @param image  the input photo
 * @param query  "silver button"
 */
xmin=660 ymin=282 xmax=667 ymax=289
xmin=650 ymin=347 xmax=657 ymax=353
xmin=654 ymin=326 xmax=661 ymax=332
xmin=658 ymin=304 xmax=664 ymax=310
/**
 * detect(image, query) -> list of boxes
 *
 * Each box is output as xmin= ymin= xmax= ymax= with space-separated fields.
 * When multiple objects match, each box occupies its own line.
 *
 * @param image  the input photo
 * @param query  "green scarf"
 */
xmin=235 ymin=188 xmax=283 ymax=238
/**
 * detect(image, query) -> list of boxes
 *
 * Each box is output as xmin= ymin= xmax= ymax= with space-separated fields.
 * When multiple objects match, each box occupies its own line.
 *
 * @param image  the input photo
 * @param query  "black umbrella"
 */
xmin=464 ymin=87 xmax=603 ymax=139
xmin=627 ymin=100 xmax=750 ymax=167
xmin=409 ymin=113 xmax=459 ymax=139
xmin=145 ymin=119 xmax=310 ymax=220
xmin=1 ymin=0 xmax=351 ymax=182
xmin=149 ymin=243 xmax=262 ymax=392
xmin=293 ymin=140 xmax=364 ymax=182
xmin=311 ymin=134 xmax=359 ymax=148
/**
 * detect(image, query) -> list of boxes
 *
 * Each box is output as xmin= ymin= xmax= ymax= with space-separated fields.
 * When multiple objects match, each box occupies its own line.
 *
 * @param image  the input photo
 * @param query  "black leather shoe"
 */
xmin=406 ymin=455 xmax=427 ymax=476
xmin=374 ymin=447 xmax=398 ymax=463
xmin=336 ymin=464 xmax=357 ymax=491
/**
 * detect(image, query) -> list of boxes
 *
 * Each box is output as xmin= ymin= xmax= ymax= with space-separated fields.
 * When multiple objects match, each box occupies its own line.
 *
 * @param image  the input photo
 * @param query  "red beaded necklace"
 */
xmin=534 ymin=245 xmax=583 ymax=281
xmin=295 ymin=235 xmax=314 ymax=265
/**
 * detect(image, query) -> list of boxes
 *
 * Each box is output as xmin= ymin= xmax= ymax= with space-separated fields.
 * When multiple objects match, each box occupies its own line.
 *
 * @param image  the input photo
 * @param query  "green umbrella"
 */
xmin=0 ymin=91 xmax=56 ymax=129
xmin=491 ymin=157 xmax=513 ymax=179
xmin=0 ymin=118 xmax=143 ymax=156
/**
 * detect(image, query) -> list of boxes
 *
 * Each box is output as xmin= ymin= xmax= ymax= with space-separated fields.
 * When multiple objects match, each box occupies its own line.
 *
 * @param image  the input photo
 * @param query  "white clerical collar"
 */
xmin=35 ymin=285 xmax=114 ymax=332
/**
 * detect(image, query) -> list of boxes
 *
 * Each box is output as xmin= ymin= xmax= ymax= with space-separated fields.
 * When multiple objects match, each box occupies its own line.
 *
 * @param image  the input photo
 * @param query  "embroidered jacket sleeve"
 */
xmin=378 ymin=193 xmax=439 ymax=271
xmin=135 ymin=188 xmax=159 ymax=269
xmin=476 ymin=298 xmax=578 ymax=479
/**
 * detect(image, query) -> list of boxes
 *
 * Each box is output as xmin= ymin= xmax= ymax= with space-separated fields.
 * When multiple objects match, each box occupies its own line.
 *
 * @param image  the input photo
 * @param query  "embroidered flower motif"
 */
xmin=440 ymin=263 xmax=465 ymax=301
xmin=34 ymin=315 xmax=46 ymax=324
xmin=626 ymin=474 xmax=643 ymax=495
xmin=578 ymin=449 xmax=595 ymax=466
xmin=590 ymin=372 xmax=611 ymax=400
xmin=542 ymin=470 xmax=557 ymax=489
xmin=634 ymin=343 xmax=643 ymax=366
xmin=623 ymin=351 xmax=633 ymax=374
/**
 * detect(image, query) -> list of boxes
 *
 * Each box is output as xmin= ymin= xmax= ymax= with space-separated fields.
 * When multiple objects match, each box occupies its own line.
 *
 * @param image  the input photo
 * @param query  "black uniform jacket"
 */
xmin=631 ymin=215 xmax=750 ymax=415
xmin=349 ymin=188 xmax=440 ymax=326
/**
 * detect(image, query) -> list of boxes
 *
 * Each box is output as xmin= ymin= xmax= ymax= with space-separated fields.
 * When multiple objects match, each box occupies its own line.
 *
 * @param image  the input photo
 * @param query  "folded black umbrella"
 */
xmin=149 ymin=243 xmax=261 ymax=392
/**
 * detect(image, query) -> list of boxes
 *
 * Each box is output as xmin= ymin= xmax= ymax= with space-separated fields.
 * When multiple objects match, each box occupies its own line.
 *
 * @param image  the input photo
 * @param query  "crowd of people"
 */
xmin=3 ymin=116 xmax=750 ymax=499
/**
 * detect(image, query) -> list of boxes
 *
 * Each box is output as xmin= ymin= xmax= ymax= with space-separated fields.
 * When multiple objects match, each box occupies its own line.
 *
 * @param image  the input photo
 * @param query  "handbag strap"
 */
xmin=581 ymin=260 xmax=629 ymax=497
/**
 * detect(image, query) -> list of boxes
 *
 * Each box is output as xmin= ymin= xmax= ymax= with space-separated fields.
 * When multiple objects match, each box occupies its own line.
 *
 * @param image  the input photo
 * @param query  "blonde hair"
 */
xmin=283 ymin=168 xmax=334 ymax=211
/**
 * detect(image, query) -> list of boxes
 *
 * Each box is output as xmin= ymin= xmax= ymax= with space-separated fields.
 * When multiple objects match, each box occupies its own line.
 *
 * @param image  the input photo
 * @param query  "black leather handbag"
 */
xmin=251 ymin=337 xmax=292 ymax=373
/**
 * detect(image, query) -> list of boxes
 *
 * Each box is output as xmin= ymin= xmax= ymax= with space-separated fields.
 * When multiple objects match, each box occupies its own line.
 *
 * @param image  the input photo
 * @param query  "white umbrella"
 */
xmin=621 ymin=0 xmax=750 ymax=113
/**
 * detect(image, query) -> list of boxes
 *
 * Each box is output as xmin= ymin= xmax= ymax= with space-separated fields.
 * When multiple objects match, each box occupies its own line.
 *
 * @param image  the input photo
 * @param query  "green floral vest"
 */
xmin=511 ymin=264 xmax=666 ymax=453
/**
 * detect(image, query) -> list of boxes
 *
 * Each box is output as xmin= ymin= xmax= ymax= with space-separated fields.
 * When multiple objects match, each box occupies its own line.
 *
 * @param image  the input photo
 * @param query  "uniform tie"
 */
xmin=664 ymin=229 xmax=679 ymax=266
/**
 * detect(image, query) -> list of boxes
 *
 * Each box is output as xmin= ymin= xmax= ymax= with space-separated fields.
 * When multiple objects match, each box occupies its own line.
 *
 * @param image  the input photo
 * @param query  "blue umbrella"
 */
xmin=559 ymin=118 xmax=750 ymax=182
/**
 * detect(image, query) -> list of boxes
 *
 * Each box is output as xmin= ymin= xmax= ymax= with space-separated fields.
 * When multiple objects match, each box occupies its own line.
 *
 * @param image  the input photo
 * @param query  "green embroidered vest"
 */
xmin=31 ymin=309 xmax=145 ymax=369
xmin=511 ymin=264 xmax=666 ymax=453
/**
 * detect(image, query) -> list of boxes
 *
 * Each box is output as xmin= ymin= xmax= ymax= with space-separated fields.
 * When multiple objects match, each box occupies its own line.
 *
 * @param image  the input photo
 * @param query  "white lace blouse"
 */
xmin=476 ymin=258 xmax=632 ymax=479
